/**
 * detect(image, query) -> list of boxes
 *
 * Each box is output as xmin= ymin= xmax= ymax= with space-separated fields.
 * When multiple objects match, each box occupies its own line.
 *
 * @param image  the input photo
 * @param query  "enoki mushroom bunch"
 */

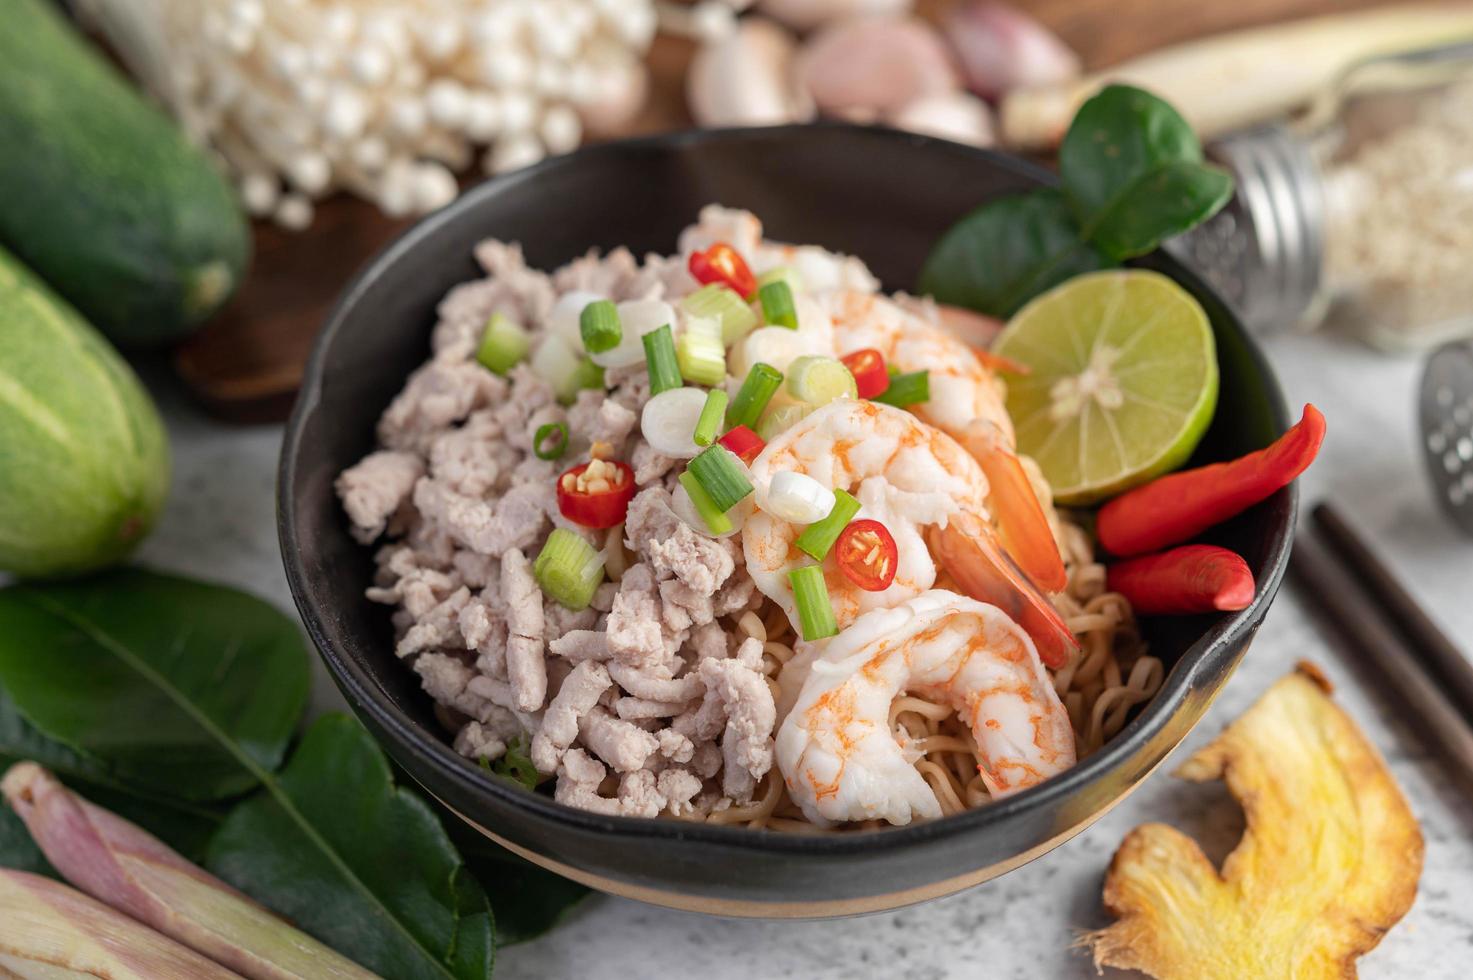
xmin=76 ymin=0 xmax=658 ymax=229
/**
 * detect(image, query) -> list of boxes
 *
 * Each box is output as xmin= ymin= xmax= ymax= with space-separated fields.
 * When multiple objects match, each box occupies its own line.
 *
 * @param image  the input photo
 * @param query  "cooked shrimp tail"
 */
xmin=956 ymin=420 xmax=1068 ymax=593
xmin=929 ymin=513 xmax=1078 ymax=670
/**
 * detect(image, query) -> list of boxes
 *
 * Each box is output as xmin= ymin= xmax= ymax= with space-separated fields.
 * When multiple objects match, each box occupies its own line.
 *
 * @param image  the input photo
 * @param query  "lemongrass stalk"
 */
xmin=0 ymin=868 xmax=244 ymax=979
xmin=1000 ymin=4 xmax=1473 ymax=149
xmin=1 ymin=763 xmax=377 ymax=980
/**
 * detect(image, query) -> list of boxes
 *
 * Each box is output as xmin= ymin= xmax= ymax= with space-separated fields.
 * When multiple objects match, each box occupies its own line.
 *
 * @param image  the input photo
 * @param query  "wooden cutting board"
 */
xmin=173 ymin=0 xmax=1375 ymax=423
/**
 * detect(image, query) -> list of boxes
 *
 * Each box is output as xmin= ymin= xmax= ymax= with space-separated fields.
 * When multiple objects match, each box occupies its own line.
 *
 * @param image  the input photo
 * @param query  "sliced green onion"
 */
xmin=693 ymin=388 xmax=728 ymax=447
xmin=872 ymin=369 xmax=930 ymax=408
xmin=688 ymin=445 xmax=753 ymax=512
xmin=795 ymin=488 xmax=861 ymax=561
xmin=476 ymin=313 xmax=530 ymax=375
xmin=726 ymin=362 xmax=784 ymax=429
xmin=530 ymin=334 xmax=586 ymax=405
xmin=678 ymin=471 xmax=732 ymax=535
xmin=789 ymin=565 xmax=838 ymax=641
xmin=786 ymin=355 xmax=858 ymax=407
xmin=642 ymin=323 xmax=682 ymax=395
xmin=533 ymin=421 xmax=569 ymax=460
xmin=572 ymin=356 xmax=605 ymax=396
xmin=579 ymin=300 xmax=622 ymax=354
xmin=534 ymin=528 xmax=606 ymax=610
xmin=682 ymin=283 xmax=758 ymax=346
xmin=676 ymin=317 xmax=727 ymax=387
xmin=756 ymin=403 xmax=810 ymax=441
xmin=757 ymin=266 xmax=803 ymax=294
xmin=758 ymin=280 xmax=797 ymax=330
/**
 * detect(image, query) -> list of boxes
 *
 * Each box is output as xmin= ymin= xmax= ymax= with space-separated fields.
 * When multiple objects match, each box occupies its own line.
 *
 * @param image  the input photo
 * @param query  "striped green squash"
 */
xmin=0 ymin=246 xmax=169 ymax=578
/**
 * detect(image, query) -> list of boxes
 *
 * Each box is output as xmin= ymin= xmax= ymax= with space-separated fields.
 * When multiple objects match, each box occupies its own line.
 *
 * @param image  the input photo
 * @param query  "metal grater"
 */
xmin=1164 ymin=124 xmax=1326 ymax=336
xmin=1421 ymin=341 xmax=1473 ymax=536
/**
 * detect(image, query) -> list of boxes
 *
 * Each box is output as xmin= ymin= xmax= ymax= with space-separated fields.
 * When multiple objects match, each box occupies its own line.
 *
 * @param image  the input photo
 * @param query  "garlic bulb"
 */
xmin=797 ymin=16 xmax=959 ymax=118
xmin=756 ymin=0 xmax=913 ymax=33
xmin=688 ymin=18 xmax=815 ymax=127
xmin=75 ymin=0 xmax=658 ymax=229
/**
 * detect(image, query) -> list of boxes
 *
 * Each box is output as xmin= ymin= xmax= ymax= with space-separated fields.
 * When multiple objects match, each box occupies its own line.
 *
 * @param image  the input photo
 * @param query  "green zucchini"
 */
xmin=0 ymin=0 xmax=250 ymax=347
xmin=0 ymin=245 xmax=170 ymax=578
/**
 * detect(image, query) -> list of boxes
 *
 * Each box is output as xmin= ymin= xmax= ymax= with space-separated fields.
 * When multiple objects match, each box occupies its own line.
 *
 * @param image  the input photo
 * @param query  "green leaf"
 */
xmin=919 ymin=189 xmax=1114 ymax=318
xmin=0 ymin=569 xmax=309 ymax=802
xmin=444 ymin=818 xmax=593 ymax=947
xmin=208 ymin=715 xmax=495 ymax=980
xmin=1060 ymin=84 xmax=1235 ymax=260
xmin=0 ymin=687 xmax=223 ymax=862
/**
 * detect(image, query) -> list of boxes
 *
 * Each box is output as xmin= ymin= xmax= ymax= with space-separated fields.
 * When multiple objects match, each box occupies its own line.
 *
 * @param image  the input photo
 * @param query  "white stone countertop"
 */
xmin=136 ymin=329 xmax=1473 ymax=979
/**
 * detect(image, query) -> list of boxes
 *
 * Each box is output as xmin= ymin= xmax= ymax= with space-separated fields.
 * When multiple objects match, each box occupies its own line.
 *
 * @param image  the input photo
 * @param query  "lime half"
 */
xmin=993 ymin=270 xmax=1218 ymax=505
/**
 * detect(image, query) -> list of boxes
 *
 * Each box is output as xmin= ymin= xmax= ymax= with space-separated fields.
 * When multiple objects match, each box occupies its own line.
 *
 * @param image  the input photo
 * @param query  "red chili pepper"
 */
xmin=834 ymin=519 xmax=899 ymax=592
xmin=556 ymin=460 xmax=636 ymax=529
xmin=1098 ymin=404 xmax=1326 ymax=557
xmin=1106 ymin=545 xmax=1256 ymax=616
xmin=717 ymin=425 xmax=765 ymax=465
xmin=840 ymin=348 xmax=892 ymax=400
xmin=688 ymin=243 xmax=757 ymax=298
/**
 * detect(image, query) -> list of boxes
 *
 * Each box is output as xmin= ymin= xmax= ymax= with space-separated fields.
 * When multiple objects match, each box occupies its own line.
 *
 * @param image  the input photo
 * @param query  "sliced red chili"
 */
xmin=717 ymin=425 xmax=765 ymax=465
xmin=834 ymin=519 xmax=898 ymax=592
xmin=840 ymin=348 xmax=891 ymax=400
xmin=556 ymin=459 xmax=636 ymax=529
xmin=688 ymin=243 xmax=757 ymax=299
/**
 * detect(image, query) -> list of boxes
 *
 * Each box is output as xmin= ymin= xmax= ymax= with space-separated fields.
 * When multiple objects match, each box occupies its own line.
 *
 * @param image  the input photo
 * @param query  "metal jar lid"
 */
xmin=1165 ymin=124 xmax=1326 ymax=336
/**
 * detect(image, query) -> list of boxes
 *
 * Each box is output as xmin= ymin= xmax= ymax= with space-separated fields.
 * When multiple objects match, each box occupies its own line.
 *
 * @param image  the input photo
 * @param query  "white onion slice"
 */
xmin=547 ymin=290 xmax=606 ymax=351
xmin=763 ymin=471 xmax=835 ymax=524
xmin=641 ymin=387 xmax=707 ymax=458
xmin=672 ymin=481 xmax=751 ymax=538
xmin=591 ymin=299 xmax=677 ymax=368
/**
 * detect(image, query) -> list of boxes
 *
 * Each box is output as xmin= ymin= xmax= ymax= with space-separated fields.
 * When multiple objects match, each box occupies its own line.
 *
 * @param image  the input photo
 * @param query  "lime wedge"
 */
xmin=993 ymin=270 xmax=1218 ymax=505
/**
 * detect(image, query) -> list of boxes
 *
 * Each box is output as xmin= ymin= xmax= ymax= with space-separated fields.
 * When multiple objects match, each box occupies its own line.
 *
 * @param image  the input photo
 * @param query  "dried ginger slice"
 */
xmin=1083 ymin=663 xmax=1423 ymax=979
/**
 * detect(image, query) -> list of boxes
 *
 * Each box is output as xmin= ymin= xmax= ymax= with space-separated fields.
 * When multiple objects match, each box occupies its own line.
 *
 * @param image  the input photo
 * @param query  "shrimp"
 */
xmin=826 ymin=290 xmax=1069 ymax=595
xmin=744 ymin=399 xmax=989 ymax=633
xmin=775 ymin=591 xmax=1077 ymax=826
xmin=744 ymin=400 xmax=1077 ymax=668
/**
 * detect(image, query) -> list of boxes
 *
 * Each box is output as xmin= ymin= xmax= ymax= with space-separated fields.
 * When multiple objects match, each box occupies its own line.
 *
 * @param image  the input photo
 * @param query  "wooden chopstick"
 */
xmin=1288 ymin=530 xmax=1473 ymax=788
xmin=1313 ymin=501 xmax=1473 ymax=724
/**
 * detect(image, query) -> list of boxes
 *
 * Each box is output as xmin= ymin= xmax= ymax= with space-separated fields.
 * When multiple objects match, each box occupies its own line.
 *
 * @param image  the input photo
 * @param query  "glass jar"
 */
xmin=1168 ymin=42 xmax=1473 ymax=352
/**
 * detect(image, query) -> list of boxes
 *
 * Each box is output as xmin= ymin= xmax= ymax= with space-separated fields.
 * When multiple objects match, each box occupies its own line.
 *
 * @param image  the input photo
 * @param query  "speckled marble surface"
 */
xmin=136 ymin=330 xmax=1473 ymax=979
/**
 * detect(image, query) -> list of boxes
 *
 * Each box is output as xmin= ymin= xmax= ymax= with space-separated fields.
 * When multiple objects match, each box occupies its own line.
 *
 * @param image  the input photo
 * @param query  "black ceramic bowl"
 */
xmin=279 ymin=124 xmax=1294 ymax=918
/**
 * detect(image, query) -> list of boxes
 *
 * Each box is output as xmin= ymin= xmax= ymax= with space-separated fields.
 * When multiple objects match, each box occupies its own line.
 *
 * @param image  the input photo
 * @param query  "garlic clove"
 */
xmin=797 ymin=16 xmax=959 ymax=118
xmin=687 ymin=17 xmax=815 ymax=127
xmin=756 ymin=0 xmax=912 ymax=33
xmin=573 ymin=56 xmax=649 ymax=135
xmin=944 ymin=1 xmax=1081 ymax=101
xmin=887 ymin=90 xmax=996 ymax=147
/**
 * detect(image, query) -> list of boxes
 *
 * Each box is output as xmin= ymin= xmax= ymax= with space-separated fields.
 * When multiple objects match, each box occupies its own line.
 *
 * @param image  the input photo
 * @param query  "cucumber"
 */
xmin=0 ymin=0 xmax=250 ymax=347
xmin=0 ymin=245 xmax=170 ymax=578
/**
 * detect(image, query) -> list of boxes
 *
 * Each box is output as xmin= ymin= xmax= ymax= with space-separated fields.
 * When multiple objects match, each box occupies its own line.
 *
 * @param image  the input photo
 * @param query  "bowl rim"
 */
xmin=279 ymin=122 xmax=1295 ymax=857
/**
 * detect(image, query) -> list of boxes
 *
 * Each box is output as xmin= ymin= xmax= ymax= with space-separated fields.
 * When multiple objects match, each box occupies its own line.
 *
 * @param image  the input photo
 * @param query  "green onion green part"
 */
xmin=534 ymin=528 xmax=606 ymax=610
xmin=679 ymin=471 xmax=733 ymax=535
xmin=676 ymin=318 xmax=727 ymax=387
xmin=693 ymin=388 xmax=729 ymax=447
xmin=795 ymin=488 xmax=861 ymax=561
xmin=872 ymin=369 xmax=930 ymax=408
xmin=758 ymin=280 xmax=798 ymax=330
xmin=682 ymin=283 xmax=758 ymax=346
xmin=533 ymin=421 xmax=569 ymax=460
xmin=642 ymin=324 xmax=682 ymax=395
xmin=572 ymin=356 xmax=605 ymax=396
xmin=476 ymin=312 xmax=531 ymax=375
xmin=789 ymin=565 xmax=838 ymax=641
xmin=786 ymin=355 xmax=858 ymax=406
xmin=688 ymin=445 xmax=753 ymax=512
xmin=726 ymin=362 xmax=784 ymax=429
xmin=579 ymin=300 xmax=622 ymax=354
